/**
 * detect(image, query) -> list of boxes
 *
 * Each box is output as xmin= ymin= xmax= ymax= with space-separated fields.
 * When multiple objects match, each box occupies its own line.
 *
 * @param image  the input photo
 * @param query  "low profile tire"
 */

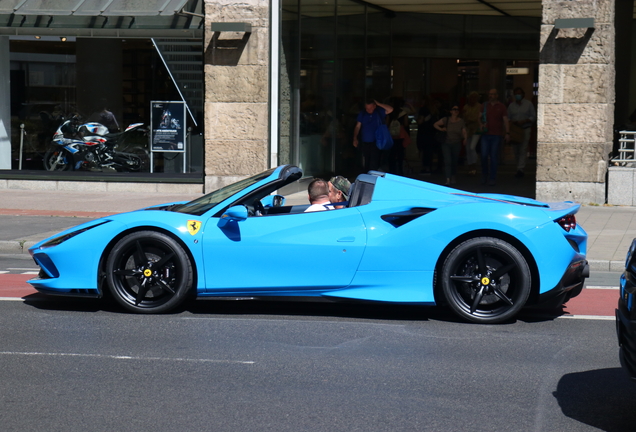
xmin=106 ymin=231 xmax=193 ymax=313
xmin=441 ymin=237 xmax=531 ymax=324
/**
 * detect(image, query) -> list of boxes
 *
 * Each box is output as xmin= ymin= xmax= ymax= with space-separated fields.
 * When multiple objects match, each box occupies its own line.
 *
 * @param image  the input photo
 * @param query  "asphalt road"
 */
xmin=0 ymin=297 xmax=632 ymax=432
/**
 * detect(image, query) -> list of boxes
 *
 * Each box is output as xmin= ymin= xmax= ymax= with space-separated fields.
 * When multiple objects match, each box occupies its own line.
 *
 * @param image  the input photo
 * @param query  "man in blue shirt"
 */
xmin=353 ymin=98 xmax=393 ymax=172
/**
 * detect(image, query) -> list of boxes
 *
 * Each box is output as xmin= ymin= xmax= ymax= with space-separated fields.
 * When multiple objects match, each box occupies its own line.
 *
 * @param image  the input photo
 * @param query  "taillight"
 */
xmin=556 ymin=214 xmax=576 ymax=232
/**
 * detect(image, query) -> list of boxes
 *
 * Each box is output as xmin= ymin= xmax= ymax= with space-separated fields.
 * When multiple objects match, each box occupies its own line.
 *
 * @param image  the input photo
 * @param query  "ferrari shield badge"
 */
xmin=187 ymin=220 xmax=202 ymax=236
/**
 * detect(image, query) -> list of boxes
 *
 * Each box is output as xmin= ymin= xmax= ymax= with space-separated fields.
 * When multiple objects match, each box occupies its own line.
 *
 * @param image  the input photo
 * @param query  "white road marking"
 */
xmin=585 ymin=286 xmax=619 ymax=290
xmin=20 ymin=272 xmax=39 ymax=275
xmin=0 ymin=351 xmax=255 ymax=364
xmin=0 ymin=271 xmax=7 ymax=274
xmin=7 ymin=268 xmax=39 ymax=271
xmin=557 ymin=315 xmax=615 ymax=321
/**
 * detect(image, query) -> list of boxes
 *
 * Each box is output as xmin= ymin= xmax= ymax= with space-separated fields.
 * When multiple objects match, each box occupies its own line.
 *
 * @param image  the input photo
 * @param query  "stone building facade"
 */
xmin=537 ymin=0 xmax=616 ymax=203
xmin=203 ymin=0 xmax=271 ymax=192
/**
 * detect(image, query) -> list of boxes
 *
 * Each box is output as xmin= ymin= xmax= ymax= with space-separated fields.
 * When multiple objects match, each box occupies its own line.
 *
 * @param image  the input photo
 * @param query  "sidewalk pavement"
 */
xmin=0 ymin=188 xmax=634 ymax=273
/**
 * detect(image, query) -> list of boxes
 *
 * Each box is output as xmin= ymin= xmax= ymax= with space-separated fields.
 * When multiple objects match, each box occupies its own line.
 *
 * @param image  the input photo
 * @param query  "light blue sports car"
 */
xmin=28 ymin=165 xmax=589 ymax=323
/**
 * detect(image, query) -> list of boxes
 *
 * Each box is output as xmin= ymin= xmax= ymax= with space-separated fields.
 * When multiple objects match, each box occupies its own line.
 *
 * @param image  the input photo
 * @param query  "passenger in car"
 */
xmin=305 ymin=179 xmax=335 ymax=212
xmin=329 ymin=175 xmax=351 ymax=209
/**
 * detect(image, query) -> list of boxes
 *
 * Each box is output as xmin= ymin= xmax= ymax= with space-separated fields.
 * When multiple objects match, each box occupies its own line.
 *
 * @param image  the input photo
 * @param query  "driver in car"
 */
xmin=305 ymin=179 xmax=334 ymax=212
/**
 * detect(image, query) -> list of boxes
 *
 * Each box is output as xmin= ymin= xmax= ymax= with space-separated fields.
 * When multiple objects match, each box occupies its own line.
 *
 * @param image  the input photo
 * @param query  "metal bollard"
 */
xmin=19 ymin=123 xmax=25 ymax=170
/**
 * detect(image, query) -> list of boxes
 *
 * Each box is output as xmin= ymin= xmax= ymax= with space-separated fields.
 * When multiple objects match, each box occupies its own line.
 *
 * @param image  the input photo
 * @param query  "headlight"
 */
xmin=38 ymin=220 xmax=111 ymax=250
xmin=626 ymin=239 xmax=636 ymax=270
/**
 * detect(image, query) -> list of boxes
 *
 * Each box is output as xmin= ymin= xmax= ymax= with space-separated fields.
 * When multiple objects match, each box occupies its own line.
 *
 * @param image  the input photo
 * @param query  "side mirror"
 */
xmin=218 ymin=205 xmax=248 ymax=227
xmin=261 ymin=194 xmax=285 ymax=208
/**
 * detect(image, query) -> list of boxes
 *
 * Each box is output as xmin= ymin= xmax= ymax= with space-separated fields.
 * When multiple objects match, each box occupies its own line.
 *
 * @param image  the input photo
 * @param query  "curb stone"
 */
xmin=588 ymin=259 xmax=625 ymax=273
xmin=0 ymin=240 xmax=38 ymax=254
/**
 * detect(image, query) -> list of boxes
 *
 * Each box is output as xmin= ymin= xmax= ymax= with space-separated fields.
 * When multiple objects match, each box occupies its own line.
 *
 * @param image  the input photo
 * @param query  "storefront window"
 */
xmin=279 ymin=6 xmax=540 ymax=179
xmin=336 ymin=1 xmax=366 ymax=178
xmin=9 ymin=36 xmax=203 ymax=175
xmin=279 ymin=0 xmax=300 ymax=167
xmin=298 ymin=0 xmax=336 ymax=177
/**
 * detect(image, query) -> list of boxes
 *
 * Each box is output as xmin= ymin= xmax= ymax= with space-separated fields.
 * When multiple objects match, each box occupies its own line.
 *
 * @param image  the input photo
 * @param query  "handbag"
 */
xmin=375 ymin=114 xmax=394 ymax=150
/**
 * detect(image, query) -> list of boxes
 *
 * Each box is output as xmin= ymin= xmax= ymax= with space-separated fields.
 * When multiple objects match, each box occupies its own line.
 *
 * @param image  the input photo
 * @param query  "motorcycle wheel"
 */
xmin=122 ymin=147 xmax=149 ymax=172
xmin=43 ymin=147 xmax=73 ymax=171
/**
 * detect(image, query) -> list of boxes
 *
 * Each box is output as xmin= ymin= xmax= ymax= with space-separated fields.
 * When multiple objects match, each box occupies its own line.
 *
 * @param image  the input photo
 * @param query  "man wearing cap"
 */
xmin=328 ymin=176 xmax=351 ymax=209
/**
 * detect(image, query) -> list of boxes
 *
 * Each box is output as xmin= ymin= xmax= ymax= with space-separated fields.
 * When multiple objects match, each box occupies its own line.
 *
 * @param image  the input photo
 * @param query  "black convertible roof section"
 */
xmin=279 ymin=165 xmax=302 ymax=182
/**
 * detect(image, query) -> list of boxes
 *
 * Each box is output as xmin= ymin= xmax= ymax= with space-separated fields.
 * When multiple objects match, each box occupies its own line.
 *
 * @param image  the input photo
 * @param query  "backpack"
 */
xmin=389 ymin=119 xmax=401 ymax=138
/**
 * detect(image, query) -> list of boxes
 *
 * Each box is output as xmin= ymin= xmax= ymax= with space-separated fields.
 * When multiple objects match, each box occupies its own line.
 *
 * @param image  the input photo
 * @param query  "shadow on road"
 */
xmin=554 ymin=368 xmax=636 ymax=432
xmin=22 ymin=293 xmax=567 ymax=324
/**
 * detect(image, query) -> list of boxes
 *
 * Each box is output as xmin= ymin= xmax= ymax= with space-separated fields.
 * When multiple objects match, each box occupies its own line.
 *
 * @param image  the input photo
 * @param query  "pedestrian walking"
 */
xmin=434 ymin=104 xmax=466 ymax=185
xmin=462 ymin=91 xmax=482 ymax=175
xmin=479 ymin=89 xmax=510 ymax=186
xmin=507 ymin=87 xmax=536 ymax=178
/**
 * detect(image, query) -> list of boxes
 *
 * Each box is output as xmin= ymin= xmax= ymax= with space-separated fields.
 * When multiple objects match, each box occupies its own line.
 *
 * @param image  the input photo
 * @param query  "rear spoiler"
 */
xmin=542 ymin=201 xmax=581 ymax=220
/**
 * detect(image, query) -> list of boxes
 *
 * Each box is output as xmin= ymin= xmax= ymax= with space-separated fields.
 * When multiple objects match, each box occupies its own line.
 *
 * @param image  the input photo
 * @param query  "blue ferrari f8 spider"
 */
xmin=28 ymin=165 xmax=589 ymax=323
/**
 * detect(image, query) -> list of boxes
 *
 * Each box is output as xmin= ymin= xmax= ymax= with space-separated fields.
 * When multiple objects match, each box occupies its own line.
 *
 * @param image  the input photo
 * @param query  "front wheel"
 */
xmin=106 ymin=231 xmax=193 ymax=313
xmin=43 ymin=147 xmax=72 ymax=171
xmin=441 ymin=237 xmax=531 ymax=324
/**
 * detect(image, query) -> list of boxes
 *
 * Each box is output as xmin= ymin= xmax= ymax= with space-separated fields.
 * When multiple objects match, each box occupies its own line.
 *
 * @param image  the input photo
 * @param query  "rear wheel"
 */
xmin=124 ymin=147 xmax=149 ymax=172
xmin=106 ymin=231 xmax=193 ymax=313
xmin=441 ymin=237 xmax=531 ymax=324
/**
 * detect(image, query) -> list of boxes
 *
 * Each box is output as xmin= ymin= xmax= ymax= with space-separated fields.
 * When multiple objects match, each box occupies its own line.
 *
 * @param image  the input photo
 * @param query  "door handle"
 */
xmin=337 ymin=237 xmax=355 ymax=242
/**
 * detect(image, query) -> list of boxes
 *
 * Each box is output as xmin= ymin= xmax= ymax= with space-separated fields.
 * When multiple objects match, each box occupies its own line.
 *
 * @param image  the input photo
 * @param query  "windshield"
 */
xmin=173 ymin=168 xmax=277 ymax=216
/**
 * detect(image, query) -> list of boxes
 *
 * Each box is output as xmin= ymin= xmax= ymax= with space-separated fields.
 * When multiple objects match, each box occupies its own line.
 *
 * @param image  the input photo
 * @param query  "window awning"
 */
xmin=1 ymin=0 xmax=190 ymax=16
xmin=0 ymin=0 xmax=202 ymax=37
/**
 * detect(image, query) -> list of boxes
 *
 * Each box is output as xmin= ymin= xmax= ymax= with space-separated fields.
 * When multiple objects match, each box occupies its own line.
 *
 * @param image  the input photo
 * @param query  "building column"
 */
xmin=536 ymin=0 xmax=615 ymax=204
xmin=203 ymin=0 xmax=270 ymax=192
xmin=0 ymin=36 xmax=11 ymax=169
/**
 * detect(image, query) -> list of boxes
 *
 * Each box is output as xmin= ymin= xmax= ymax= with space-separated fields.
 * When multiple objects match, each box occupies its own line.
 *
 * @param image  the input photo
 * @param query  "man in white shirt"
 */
xmin=304 ymin=179 xmax=334 ymax=212
xmin=507 ymin=87 xmax=536 ymax=178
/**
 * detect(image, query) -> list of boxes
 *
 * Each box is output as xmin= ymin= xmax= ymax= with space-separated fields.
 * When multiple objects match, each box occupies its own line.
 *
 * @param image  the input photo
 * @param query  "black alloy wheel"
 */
xmin=441 ymin=237 xmax=531 ymax=324
xmin=106 ymin=231 xmax=193 ymax=313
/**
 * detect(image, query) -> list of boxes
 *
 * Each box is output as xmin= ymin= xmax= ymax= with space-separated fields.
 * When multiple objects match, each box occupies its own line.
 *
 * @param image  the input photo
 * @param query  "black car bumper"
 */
xmin=536 ymin=257 xmax=589 ymax=306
